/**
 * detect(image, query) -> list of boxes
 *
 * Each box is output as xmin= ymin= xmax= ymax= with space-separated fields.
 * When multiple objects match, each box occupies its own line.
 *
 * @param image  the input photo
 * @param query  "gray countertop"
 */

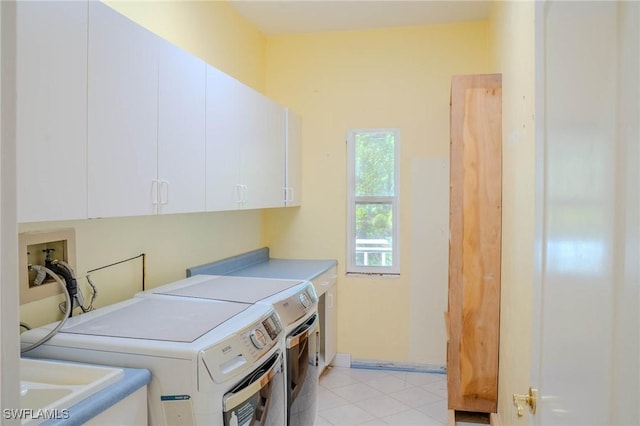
xmin=187 ymin=247 xmax=337 ymax=281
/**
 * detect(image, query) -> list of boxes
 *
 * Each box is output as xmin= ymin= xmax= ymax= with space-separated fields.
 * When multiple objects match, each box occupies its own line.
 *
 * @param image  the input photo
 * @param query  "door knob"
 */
xmin=513 ymin=387 xmax=537 ymax=417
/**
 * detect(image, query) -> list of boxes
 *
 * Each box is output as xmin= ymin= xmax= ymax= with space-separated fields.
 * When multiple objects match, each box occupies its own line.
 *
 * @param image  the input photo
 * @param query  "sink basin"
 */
xmin=20 ymin=387 xmax=73 ymax=411
xmin=20 ymin=358 xmax=124 ymax=425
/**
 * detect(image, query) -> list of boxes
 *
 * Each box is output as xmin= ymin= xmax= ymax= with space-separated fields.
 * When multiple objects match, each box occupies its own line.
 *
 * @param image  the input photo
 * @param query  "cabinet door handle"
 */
xmin=160 ymin=180 xmax=169 ymax=205
xmin=327 ymin=292 xmax=334 ymax=308
xmin=151 ymin=179 xmax=159 ymax=204
xmin=235 ymin=184 xmax=244 ymax=206
xmin=285 ymin=187 xmax=295 ymax=203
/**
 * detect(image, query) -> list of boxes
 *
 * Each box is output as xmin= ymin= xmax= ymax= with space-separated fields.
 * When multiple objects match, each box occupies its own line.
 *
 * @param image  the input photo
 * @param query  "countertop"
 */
xmin=187 ymin=247 xmax=337 ymax=281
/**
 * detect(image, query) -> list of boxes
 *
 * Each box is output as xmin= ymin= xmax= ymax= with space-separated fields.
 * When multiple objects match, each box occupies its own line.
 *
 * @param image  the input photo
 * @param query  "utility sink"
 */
xmin=20 ymin=358 xmax=124 ymax=424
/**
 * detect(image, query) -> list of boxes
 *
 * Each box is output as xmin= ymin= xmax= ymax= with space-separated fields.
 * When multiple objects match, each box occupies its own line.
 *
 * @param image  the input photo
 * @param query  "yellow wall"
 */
xmin=20 ymin=212 xmax=262 ymax=327
xmin=105 ymin=0 xmax=266 ymax=91
xmin=19 ymin=1 xmax=268 ymax=328
xmin=489 ymin=1 xmax=535 ymax=424
xmin=263 ymin=23 xmax=490 ymax=364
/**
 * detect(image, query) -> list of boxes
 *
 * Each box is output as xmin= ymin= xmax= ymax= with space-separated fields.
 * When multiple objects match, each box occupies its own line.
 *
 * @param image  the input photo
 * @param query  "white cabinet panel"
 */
xmin=205 ymin=65 xmax=245 ymax=211
xmin=158 ymin=40 xmax=206 ymax=215
xmin=206 ymin=67 xmax=284 ymax=211
xmin=87 ymin=1 xmax=159 ymax=218
xmin=17 ymin=1 xmax=88 ymax=223
xmin=313 ymin=267 xmax=338 ymax=371
xmin=324 ymin=285 xmax=338 ymax=368
xmin=285 ymin=109 xmax=302 ymax=207
xmin=242 ymin=94 xmax=285 ymax=209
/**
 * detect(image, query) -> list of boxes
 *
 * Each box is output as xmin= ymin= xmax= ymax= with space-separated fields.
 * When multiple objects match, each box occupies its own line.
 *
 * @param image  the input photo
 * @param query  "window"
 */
xmin=347 ymin=129 xmax=400 ymax=274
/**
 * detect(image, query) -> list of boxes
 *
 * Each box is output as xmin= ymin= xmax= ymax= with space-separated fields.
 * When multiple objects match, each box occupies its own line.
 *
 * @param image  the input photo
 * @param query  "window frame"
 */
xmin=346 ymin=128 xmax=400 ymax=275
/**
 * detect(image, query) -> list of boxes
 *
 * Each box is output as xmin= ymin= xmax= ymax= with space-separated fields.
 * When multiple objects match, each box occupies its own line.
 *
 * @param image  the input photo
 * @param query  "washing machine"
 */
xmin=20 ymin=295 xmax=286 ymax=426
xmin=139 ymin=274 xmax=319 ymax=426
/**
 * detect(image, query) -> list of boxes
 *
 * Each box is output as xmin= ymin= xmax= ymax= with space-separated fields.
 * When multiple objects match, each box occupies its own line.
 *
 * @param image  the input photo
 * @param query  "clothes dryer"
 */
xmin=20 ymin=295 xmax=286 ymax=426
xmin=140 ymin=274 xmax=319 ymax=426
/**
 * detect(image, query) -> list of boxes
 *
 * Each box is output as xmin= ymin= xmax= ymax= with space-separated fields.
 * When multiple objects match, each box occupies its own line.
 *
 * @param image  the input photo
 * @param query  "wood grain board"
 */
xmin=447 ymin=74 xmax=502 ymax=413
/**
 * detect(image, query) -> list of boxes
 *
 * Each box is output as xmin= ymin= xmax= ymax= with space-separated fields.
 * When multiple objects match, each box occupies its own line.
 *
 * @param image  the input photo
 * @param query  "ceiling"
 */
xmin=229 ymin=0 xmax=494 ymax=35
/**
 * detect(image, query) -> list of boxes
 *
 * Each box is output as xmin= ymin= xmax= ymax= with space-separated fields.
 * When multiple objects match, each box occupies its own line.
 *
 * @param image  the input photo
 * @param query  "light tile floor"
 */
xmin=317 ymin=366 xmax=449 ymax=426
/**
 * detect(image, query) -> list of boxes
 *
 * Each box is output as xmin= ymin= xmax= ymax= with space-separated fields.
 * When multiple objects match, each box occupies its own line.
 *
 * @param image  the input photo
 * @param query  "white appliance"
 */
xmin=140 ymin=274 xmax=320 ymax=426
xmin=20 ymin=295 xmax=286 ymax=426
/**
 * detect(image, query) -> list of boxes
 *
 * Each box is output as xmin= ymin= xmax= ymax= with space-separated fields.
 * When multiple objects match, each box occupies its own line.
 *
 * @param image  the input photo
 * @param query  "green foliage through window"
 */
xmin=349 ymin=130 xmax=398 ymax=271
xmin=355 ymin=132 xmax=395 ymax=197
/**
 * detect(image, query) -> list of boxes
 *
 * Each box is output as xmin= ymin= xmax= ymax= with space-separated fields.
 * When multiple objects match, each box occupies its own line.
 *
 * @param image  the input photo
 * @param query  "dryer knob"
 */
xmin=249 ymin=329 xmax=267 ymax=349
xmin=298 ymin=292 xmax=311 ymax=309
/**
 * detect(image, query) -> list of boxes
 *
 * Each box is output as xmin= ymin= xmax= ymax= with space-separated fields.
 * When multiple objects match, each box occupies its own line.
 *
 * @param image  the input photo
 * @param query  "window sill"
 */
xmin=346 ymin=272 xmax=401 ymax=279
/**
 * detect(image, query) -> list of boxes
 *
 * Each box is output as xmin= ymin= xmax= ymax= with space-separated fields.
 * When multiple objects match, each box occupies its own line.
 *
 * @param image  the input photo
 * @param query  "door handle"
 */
xmin=513 ymin=387 xmax=537 ymax=417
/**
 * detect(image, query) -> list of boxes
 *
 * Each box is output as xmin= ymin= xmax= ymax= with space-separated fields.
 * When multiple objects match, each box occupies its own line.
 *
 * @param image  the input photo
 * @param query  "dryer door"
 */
xmin=286 ymin=313 xmax=319 ymax=425
xmin=223 ymin=351 xmax=285 ymax=426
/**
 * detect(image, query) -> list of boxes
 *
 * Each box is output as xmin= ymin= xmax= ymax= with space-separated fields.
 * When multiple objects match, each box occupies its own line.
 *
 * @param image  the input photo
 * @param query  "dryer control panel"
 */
xmin=272 ymin=282 xmax=318 ymax=326
xmin=200 ymin=311 xmax=283 ymax=384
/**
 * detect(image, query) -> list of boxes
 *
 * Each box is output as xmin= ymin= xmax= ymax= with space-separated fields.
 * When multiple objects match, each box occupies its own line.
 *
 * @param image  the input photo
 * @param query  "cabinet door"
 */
xmin=285 ymin=109 xmax=302 ymax=207
xmin=157 ymin=40 xmax=206 ymax=215
xmin=205 ymin=65 xmax=245 ymax=211
xmin=241 ymin=94 xmax=285 ymax=209
xmin=17 ymin=1 xmax=88 ymax=223
xmin=87 ymin=1 xmax=159 ymax=218
xmin=325 ymin=285 xmax=338 ymax=367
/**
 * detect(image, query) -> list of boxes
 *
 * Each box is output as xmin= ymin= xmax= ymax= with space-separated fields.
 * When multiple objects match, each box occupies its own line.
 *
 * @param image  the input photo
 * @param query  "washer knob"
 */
xmin=249 ymin=329 xmax=267 ymax=349
xmin=298 ymin=292 xmax=311 ymax=309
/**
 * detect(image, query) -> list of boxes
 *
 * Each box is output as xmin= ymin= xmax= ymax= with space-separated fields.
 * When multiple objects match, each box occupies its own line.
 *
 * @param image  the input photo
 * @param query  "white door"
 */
xmin=532 ymin=2 xmax=639 ymax=425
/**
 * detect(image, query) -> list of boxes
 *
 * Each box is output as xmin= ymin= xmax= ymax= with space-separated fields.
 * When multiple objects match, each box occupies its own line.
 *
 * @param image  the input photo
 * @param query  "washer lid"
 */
xmin=156 ymin=276 xmax=304 ymax=304
xmin=61 ymin=298 xmax=250 ymax=343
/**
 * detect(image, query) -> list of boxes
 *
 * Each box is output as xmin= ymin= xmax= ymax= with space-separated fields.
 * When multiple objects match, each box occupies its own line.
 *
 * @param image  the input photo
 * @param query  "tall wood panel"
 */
xmin=447 ymin=74 xmax=502 ymax=414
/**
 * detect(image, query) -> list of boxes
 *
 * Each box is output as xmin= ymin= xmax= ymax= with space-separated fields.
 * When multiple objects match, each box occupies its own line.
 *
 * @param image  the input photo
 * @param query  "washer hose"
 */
xmin=21 ymin=266 xmax=71 ymax=354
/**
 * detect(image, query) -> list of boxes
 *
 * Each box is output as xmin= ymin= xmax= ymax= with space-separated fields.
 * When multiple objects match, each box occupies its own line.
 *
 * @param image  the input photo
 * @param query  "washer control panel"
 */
xmin=200 ymin=311 xmax=283 ymax=384
xmin=248 ymin=328 xmax=267 ymax=349
xmin=298 ymin=292 xmax=312 ymax=309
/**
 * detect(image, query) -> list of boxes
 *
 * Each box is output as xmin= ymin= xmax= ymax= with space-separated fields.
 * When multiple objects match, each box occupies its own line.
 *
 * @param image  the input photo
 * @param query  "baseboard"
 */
xmin=350 ymin=357 xmax=446 ymax=374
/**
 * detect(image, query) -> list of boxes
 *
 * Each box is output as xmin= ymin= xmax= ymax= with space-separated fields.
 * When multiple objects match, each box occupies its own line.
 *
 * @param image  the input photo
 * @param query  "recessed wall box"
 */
xmin=19 ymin=228 xmax=77 ymax=304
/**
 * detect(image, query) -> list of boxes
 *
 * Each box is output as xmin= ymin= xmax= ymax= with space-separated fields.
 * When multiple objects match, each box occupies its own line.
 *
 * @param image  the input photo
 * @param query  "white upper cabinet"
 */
xmin=206 ymin=66 xmax=286 ymax=211
xmin=87 ymin=1 xmax=159 ymax=218
xmin=285 ymin=109 xmax=302 ymax=207
xmin=18 ymin=1 xmax=296 ymax=222
xmin=205 ymin=65 xmax=245 ymax=211
xmin=157 ymin=40 xmax=206 ymax=215
xmin=17 ymin=1 xmax=88 ymax=223
xmin=242 ymin=94 xmax=286 ymax=210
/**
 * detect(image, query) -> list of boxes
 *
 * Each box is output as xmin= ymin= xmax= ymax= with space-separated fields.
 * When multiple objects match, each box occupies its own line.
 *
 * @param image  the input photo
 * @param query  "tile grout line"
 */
xmin=319 ymin=366 xmax=449 ymax=426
